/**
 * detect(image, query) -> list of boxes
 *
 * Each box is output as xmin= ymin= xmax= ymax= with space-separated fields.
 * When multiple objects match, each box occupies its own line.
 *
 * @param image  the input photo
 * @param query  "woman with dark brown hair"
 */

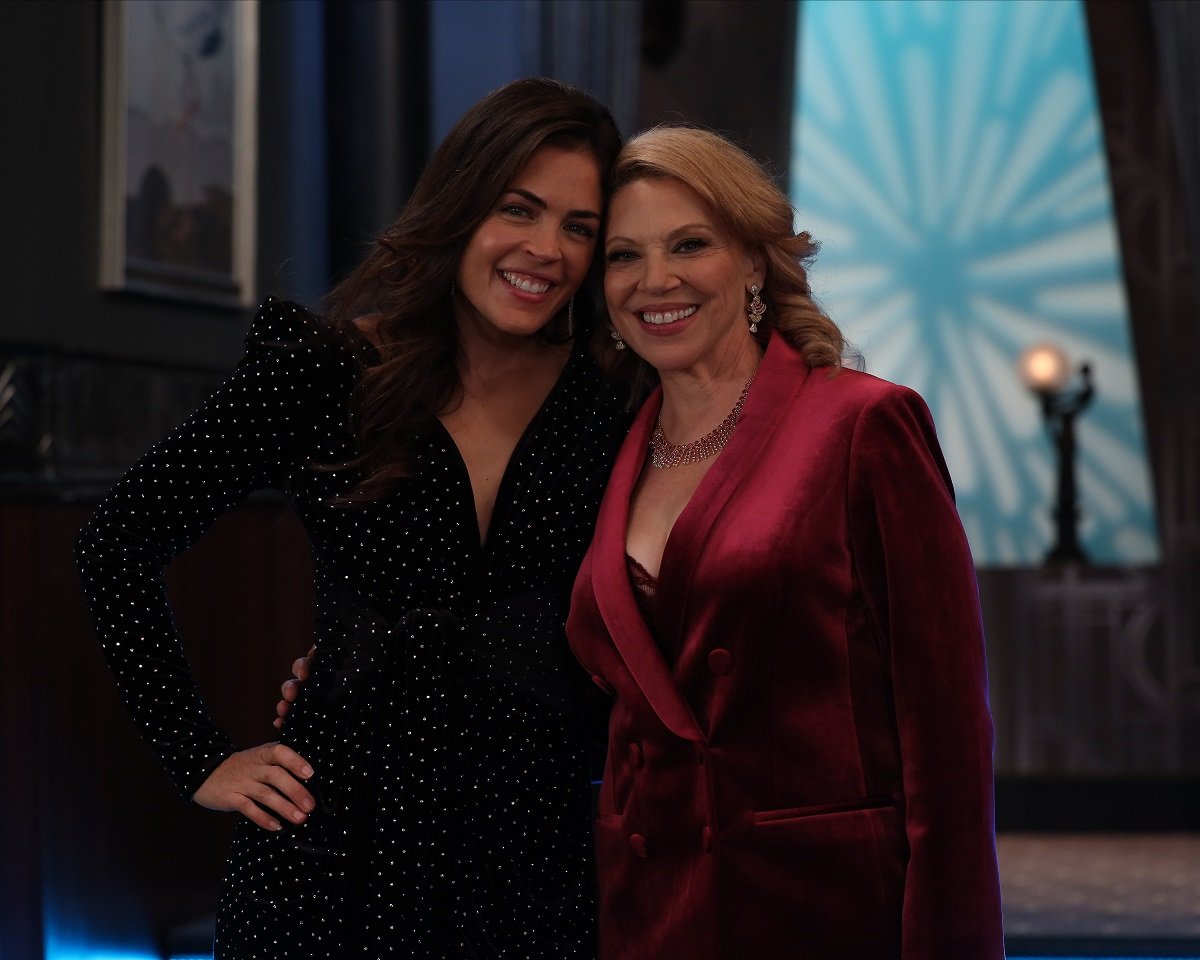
xmin=76 ymin=78 xmax=626 ymax=959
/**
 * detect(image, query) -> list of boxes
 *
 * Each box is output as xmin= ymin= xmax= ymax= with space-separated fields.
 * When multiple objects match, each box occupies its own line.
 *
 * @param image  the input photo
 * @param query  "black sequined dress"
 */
xmin=75 ymin=298 xmax=629 ymax=958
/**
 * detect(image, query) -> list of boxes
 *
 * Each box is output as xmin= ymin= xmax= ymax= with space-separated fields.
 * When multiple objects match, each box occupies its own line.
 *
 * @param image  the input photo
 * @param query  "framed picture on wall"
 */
xmin=100 ymin=0 xmax=258 ymax=308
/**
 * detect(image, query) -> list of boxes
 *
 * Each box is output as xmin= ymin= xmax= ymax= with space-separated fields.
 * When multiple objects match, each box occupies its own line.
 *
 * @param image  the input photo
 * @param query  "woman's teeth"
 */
xmin=502 ymin=272 xmax=550 ymax=294
xmin=641 ymin=306 xmax=697 ymax=325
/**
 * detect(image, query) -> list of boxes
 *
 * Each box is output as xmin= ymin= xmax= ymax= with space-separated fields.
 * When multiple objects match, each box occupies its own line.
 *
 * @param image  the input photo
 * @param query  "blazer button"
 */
xmin=629 ymin=833 xmax=649 ymax=859
xmin=629 ymin=742 xmax=644 ymax=769
xmin=701 ymin=826 xmax=713 ymax=852
xmin=707 ymin=648 xmax=734 ymax=675
xmin=591 ymin=674 xmax=614 ymax=695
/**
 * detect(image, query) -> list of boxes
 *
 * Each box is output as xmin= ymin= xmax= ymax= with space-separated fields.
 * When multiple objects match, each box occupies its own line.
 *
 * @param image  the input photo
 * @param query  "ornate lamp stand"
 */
xmin=1018 ymin=344 xmax=1095 ymax=565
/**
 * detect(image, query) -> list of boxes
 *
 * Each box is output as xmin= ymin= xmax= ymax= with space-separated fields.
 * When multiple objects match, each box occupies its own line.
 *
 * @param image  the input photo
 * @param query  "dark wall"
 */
xmin=637 ymin=0 xmax=798 ymax=181
xmin=2 ymin=500 xmax=314 ymax=960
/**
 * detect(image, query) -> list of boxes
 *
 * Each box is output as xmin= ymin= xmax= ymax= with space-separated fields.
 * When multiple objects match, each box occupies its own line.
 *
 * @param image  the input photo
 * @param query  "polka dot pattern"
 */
xmin=75 ymin=298 xmax=631 ymax=958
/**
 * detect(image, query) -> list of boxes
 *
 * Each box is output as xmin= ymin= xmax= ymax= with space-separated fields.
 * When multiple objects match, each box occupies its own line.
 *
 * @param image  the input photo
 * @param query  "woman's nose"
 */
xmin=639 ymin=252 xmax=677 ymax=292
xmin=524 ymin=224 xmax=563 ymax=263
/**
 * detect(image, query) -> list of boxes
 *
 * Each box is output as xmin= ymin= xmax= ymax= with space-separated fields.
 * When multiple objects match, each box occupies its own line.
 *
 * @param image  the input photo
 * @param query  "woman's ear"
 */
xmin=746 ymin=246 xmax=767 ymax=292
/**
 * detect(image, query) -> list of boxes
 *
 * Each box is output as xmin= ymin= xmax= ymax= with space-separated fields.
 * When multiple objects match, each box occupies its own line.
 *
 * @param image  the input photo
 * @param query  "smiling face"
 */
xmin=604 ymin=176 xmax=764 ymax=376
xmin=455 ymin=145 xmax=603 ymax=343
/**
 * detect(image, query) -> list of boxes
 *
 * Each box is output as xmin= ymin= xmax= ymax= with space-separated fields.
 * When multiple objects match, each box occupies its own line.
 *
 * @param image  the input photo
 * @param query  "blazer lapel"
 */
xmin=654 ymin=334 xmax=812 ymax=649
xmin=591 ymin=387 xmax=705 ymax=743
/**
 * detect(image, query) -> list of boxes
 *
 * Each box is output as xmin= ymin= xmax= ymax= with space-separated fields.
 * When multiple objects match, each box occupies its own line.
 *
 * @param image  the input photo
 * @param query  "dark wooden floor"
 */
xmin=1001 ymin=833 xmax=1200 ymax=957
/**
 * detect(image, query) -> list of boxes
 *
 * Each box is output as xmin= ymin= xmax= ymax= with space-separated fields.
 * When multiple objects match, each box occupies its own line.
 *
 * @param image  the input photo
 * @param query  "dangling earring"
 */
xmin=450 ymin=278 xmax=457 ymax=299
xmin=566 ymin=296 xmax=575 ymax=338
xmin=747 ymin=285 xmax=766 ymax=334
xmin=609 ymin=325 xmax=626 ymax=351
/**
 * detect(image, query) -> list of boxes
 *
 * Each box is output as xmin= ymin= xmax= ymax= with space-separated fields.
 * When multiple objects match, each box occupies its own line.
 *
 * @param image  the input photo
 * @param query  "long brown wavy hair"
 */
xmin=324 ymin=78 xmax=622 ymax=504
xmin=594 ymin=125 xmax=846 ymax=392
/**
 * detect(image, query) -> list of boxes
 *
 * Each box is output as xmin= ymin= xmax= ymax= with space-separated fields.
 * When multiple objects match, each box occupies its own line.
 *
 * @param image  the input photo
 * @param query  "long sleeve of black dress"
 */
xmin=75 ymin=298 xmax=354 ymax=799
xmin=76 ymin=297 xmax=631 ymax=958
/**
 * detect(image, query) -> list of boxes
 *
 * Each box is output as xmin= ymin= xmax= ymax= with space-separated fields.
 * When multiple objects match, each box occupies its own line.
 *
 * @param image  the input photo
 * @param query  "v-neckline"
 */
xmin=627 ymin=372 xmax=759 ymax=585
xmin=629 ymin=422 xmax=729 ymax=593
xmin=434 ymin=338 xmax=578 ymax=554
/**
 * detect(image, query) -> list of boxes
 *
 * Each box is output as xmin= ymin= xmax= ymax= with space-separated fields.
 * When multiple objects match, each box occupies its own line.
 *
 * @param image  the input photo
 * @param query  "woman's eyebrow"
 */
xmin=507 ymin=187 xmax=601 ymax=221
xmin=604 ymin=223 xmax=714 ymax=247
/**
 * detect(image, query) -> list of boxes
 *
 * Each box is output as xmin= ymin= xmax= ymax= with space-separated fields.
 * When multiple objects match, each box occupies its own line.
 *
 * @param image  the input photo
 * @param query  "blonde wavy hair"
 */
xmin=596 ymin=125 xmax=846 ymax=385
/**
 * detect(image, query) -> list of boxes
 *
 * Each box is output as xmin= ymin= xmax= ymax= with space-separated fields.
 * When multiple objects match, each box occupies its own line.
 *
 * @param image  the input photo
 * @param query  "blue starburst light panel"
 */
xmin=791 ymin=0 xmax=1159 ymax=566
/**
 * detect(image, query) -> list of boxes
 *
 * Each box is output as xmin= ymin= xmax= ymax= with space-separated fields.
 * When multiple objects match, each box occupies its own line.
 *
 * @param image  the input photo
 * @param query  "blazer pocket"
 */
xmin=752 ymin=795 xmax=895 ymax=825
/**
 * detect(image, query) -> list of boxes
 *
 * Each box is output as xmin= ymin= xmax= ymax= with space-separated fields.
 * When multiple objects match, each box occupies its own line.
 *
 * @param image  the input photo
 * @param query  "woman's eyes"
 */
xmin=605 ymin=238 xmax=708 ymax=262
xmin=499 ymin=205 xmax=594 ymax=239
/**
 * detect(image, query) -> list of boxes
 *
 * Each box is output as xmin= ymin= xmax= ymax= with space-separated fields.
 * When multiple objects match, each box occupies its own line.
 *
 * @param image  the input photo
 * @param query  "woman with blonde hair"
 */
xmin=568 ymin=125 xmax=1005 ymax=958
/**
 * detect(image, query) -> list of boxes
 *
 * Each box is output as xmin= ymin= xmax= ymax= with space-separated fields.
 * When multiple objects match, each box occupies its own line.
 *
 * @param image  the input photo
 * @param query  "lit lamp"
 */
xmin=1018 ymin=343 xmax=1094 ymax=565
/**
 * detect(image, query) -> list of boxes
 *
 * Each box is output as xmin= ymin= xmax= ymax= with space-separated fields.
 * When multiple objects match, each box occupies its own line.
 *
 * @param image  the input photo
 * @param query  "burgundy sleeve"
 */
xmin=848 ymin=385 xmax=1005 ymax=959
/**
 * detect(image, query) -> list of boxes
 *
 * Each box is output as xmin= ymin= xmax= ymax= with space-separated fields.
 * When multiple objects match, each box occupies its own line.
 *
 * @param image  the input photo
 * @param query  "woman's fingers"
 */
xmin=275 ymin=679 xmax=302 ymax=729
xmin=233 ymin=794 xmax=283 ymax=832
xmin=247 ymin=744 xmax=315 ymax=824
xmin=273 ymin=652 xmax=316 ymax=728
xmin=293 ymin=655 xmax=313 ymax=681
xmin=280 ymin=677 xmax=303 ymax=703
xmin=258 ymin=766 xmax=316 ymax=822
xmin=262 ymin=742 xmax=315 ymax=782
xmin=193 ymin=742 xmax=316 ymax=831
xmin=273 ymin=652 xmax=314 ymax=729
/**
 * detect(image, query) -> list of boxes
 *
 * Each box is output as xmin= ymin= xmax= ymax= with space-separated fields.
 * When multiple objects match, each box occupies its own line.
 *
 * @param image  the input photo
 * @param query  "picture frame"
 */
xmin=100 ymin=0 xmax=258 ymax=308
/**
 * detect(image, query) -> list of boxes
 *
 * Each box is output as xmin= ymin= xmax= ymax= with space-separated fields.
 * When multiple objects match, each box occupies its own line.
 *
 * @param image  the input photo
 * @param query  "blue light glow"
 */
xmin=43 ymin=950 xmax=211 ymax=960
xmin=43 ymin=921 xmax=161 ymax=960
xmin=792 ymin=0 xmax=1159 ymax=566
xmin=45 ymin=953 xmax=159 ymax=960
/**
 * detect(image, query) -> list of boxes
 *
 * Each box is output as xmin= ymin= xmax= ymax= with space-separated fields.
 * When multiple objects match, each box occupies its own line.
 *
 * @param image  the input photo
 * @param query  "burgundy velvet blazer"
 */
xmin=567 ymin=333 xmax=1004 ymax=959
